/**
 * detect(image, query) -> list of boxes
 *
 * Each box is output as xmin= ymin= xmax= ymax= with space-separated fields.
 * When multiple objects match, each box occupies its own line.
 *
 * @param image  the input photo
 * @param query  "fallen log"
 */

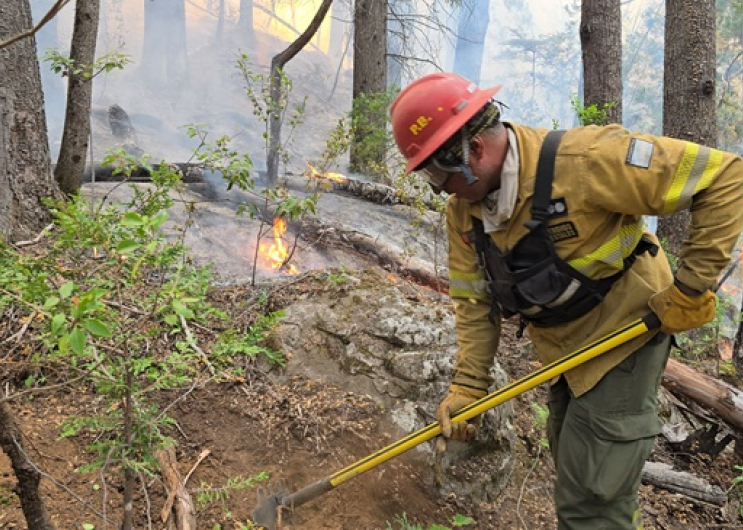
xmin=642 ymin=461 xmax=727 ymax=506
xmin=662 ymin=358 xmax=743 ymax=433
xmin=83 ymin=162 xmax=205 ymax=183
xmin=301 ymin=215 xmax=449 ymax=293
xmin=302 ymin=171 xmax=442 ymax=211
xmin=155 ymin=446 xmax=197 ymax=530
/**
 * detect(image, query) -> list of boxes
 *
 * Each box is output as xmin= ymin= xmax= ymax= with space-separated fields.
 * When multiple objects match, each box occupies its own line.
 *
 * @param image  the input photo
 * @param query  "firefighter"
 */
xmin=390 ymin=72 xmax=743 ymax=530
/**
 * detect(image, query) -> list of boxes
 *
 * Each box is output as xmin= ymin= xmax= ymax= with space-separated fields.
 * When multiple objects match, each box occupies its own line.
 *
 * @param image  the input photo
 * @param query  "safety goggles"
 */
xmin=415 ymin=153 xmax=463 ymax=188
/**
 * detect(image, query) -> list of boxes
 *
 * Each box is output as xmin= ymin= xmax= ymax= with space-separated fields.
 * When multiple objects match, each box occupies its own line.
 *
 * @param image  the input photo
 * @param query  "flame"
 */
xmin=306 ymin=162 xmax=348 ymax=183
xmin=259 ymin=218 xmax=298 ymax=274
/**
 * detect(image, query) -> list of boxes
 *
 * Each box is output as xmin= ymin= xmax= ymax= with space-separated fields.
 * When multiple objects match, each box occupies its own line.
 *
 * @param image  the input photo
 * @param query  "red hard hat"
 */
xmin=390 ymin=73 xmax=502 ymax=174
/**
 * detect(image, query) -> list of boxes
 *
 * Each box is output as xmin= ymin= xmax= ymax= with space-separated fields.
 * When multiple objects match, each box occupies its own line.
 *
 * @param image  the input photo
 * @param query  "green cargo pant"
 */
xmin=547 ymin=334 xmax=671 ymax=530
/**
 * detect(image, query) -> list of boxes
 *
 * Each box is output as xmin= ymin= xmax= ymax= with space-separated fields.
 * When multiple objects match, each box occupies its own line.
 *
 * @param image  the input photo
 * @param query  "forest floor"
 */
xmin=2 ymin=266 xmax=743 ymax=530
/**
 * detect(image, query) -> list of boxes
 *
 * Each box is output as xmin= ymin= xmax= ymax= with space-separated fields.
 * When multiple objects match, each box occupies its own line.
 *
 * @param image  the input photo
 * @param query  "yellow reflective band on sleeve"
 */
xmin=663 ymin=143 xmax=723 ymax=214
xmin=449 ymin=269 xmax=489 ymax=300
xmin=567 ymin=221 xmax=644 ymax=277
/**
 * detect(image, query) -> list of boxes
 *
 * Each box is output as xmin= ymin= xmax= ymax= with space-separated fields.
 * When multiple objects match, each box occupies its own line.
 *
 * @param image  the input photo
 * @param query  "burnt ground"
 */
xmin=1 ymin=270 xmax=743 ymax=530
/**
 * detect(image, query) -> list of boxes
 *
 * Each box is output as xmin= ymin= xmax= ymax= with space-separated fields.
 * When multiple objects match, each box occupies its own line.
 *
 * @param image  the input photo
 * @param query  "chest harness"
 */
xmin=472 ymin=130 xmax=657 ymax=328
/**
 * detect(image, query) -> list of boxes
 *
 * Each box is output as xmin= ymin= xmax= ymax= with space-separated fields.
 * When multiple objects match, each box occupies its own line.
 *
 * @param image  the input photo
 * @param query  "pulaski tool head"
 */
xmin=252 ymin=480 xmax=290 ymax=530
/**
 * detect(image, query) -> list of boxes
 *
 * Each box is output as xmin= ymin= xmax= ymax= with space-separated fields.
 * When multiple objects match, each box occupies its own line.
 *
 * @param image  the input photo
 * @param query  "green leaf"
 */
xmin=116 ymin=239 xmax=141 ymax=254
xmin=59 ymin=281 xmax=74 ymax=299
xmin=51 ymin=313 xmax=66 ymax=333
xmin=164 ymin=314 xmax=178 ymax=326
xmin=82 ymin=318 xmax=112 ymax=337
xmin=69 ymin=327 xmax=86 ymax=355
xmin=43 ymin=296 xmax=60 ymax=309
xmin=121 ymin=212 xmax=144 ymax=226
xmin=82 ymin=523 xmax=95 ymax=530
xmin=172 ymin=299 xmax=194 ymax=319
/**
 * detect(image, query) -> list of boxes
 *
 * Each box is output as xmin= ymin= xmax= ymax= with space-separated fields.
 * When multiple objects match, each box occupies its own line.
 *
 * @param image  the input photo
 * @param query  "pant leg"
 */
xmin=552 ymin=335 xmax=671 ymax=530
xmin=547 ymin=375 xmax=571 ymax=464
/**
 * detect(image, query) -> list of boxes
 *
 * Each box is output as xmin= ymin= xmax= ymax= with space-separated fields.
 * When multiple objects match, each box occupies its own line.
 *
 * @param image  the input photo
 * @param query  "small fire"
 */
xmin=306 ymin=162 xmax=348 ymax=184
xmin=260 ymin=217 xmax=298 ymax=274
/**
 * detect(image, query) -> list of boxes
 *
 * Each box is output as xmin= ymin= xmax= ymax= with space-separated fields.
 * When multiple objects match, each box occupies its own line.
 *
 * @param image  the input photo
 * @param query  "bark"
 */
xmin=580 ymin=0 xmax=622 ymax=124
xmin=641 ymin=461 xmax=727 ymax=505
xmin=662 ymin=358 xmax=743 ymax=433
xmin=301 ymin=215 xmax=448 ymax=292
xmin=156 ymin=446 xmax=197 ymax=530
xmin=54 ymin=0 xmax=100 ymax=196
xmin=659 ymin=0 xmax=716 ymax=255
xmin=265 ymin=0 xmax=334 ymax=187
xmin=350 ymin=0 xmax=387 ymax=172
xmin=0 ymin=0 xmax=60 ymax=242
xmin=0 ymin=390 xmax=56 ymax=529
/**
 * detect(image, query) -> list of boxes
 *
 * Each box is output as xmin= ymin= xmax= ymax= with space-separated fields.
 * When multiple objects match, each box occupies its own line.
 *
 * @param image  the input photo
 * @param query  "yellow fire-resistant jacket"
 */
xmin=448 ymin=123 xmax=743 ymax=397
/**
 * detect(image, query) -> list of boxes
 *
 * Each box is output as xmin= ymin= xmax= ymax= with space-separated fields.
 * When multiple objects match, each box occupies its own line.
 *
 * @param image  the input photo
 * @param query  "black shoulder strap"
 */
xmin=526 ymin=130 xmax=566 ymax=230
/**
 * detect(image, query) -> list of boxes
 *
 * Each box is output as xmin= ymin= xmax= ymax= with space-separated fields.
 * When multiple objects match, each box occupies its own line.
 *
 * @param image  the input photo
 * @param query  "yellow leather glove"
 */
xmin=436 ymin=384 xmax=487 ymax=450
xmin=648 ymin=281 xmax=717 ymax=335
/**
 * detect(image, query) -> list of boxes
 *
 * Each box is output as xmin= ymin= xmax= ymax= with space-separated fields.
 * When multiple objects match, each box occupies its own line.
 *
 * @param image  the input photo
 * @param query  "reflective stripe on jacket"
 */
xmin=448 ymin=123 xmax=743 ymax=397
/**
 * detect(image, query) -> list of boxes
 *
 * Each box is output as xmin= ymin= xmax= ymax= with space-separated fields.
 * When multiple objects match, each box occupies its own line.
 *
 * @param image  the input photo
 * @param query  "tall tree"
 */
xmin=141 ymin=0 xmax=187 ymax=88
xmin=0 ymin=0 xmax=60 ymax=242
xmin=453 ymin=0 xmax=490 ymax=86
xmin=580 ymin=0 xmax=622 ymax=124
xmin=659 ymin=0 xmax=717 ymax=255
xmin=351 ymin=0 xmax=387 ymax=173
xmin=54 ymin=0 xmax=100 ymax=195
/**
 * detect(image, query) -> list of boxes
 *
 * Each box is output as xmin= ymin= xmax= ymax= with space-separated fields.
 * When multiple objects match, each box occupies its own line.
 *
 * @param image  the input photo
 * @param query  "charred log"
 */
xmin=82 ymin=162 xmax=205 ymax=183
xmin=642 ymin=461 xmax=726 ymax=506
xmin=301 ymin=215 xmax=448 ymax=293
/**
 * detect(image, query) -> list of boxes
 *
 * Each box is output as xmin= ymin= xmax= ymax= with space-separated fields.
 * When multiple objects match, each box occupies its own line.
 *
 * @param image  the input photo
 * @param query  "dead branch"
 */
xmin=662 ymin=358 xmax=743 ymax=433
xmin=642 ymin=461 xmax=727 ymax=506
xmin=0 ymin=0 xmax=72 ymax=50
xmin=156 ymin=446 xmax=197 ymax=530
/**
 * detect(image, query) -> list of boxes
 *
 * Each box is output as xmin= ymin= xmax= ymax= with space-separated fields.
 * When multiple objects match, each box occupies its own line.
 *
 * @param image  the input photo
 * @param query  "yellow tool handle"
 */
xmin=327 ymin=312 xmax=661 ymax=487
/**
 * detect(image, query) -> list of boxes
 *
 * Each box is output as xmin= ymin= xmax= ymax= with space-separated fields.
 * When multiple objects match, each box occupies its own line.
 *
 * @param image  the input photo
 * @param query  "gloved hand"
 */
xmin=648 ymin=281 xmax=717 ymax=335
xmin=436 ymin=384 xmax=487 ymax=451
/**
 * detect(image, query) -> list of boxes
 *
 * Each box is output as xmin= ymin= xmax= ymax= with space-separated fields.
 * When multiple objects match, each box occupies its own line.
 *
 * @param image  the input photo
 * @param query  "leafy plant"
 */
xmin=570 ymin=95 xmax=617 ymax=126
xmin=349 ymin=88 xmax=399 ymax=178
xmin=0 ymin=154 xmax=285 ymax=525
xmin=530 ymin=401 xmax=551 ymax=449
xmin=44 ymin=49 xmax=131 ymax=79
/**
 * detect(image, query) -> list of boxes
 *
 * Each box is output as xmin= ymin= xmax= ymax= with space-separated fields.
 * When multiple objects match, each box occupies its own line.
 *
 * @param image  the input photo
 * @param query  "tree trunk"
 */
xmin=142 ymin=0 xmax=187 ymax=89
xmin=265 ymin=0 xmax=334 ymax=187
xmin=54 ymin=0 xmax=100 ymax=196
xmin=580 ymin=0 xmax=622 ymax=124
xmin=350 ymin=0 xmax=387 ymax=172
xmin=659 ymin=0 xmax=716 ymax=255
xmin=240 ymin=0 xmax=254 ymax=30
xmin=453 ymin=0 xmax=490 ymax=86
xmin=0 ymin=0 xmax=60 ymax=242
xmin=0 ymin=390 xmax=56 ymax=530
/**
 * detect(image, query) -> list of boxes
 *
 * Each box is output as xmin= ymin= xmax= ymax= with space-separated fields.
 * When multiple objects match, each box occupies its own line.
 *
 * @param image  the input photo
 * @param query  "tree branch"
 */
xmin=0 ymin=0 xmax=72 ymax=50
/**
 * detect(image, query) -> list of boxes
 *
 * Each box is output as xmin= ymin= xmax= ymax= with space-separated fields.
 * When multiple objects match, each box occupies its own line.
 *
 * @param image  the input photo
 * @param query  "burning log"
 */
xmin=305 ymin=166 xmax=442 ymax=211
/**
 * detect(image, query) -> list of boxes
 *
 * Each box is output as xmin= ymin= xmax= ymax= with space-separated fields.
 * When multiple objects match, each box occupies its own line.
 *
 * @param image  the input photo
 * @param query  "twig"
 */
xmin=183 ymin=449 xmax=211 ymax=486
xmin=8 ymin=312 xmax=36 ymax=343
xmin=0 ymin=0 xmax=72 ymax=50
xmin=516 ymin=446 xmax=543 ymax=530
xmin=179 ymin=314 xmax=215 ymax=375
xmin=13 ymin=223 xmax=55 ymax=247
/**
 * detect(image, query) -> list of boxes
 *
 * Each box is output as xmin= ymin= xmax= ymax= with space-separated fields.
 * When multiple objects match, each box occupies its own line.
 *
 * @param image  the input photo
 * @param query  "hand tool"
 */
xmin=252 ymin=312 xmax=662 ymax=530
